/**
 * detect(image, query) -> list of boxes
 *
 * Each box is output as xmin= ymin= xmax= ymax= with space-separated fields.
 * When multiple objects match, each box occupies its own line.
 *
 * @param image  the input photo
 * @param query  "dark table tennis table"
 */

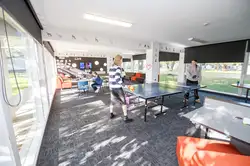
xmin=124 ymin=83 xmax=205 ymax=122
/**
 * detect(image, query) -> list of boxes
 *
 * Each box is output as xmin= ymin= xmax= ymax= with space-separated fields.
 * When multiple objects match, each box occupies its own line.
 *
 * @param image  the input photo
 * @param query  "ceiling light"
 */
xmin=188 ymin=37 xmax=208 ymax=44
xmin=95 ymin=61 xmax=99 ymax=65
xmin=68 ymin=49 xmax=88 ymax=52
xmin=203 ymin=22 xmax=210 ymax=26
xmin=83 ymin=13 xmax=132 ymax=28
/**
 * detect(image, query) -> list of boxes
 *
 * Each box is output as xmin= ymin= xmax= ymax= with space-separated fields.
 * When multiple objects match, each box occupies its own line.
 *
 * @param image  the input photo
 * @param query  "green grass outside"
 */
xmin=160 ymin=71 xmax=250 ymax=95
xmin=9 ymin=72 xmax=29 ymax=96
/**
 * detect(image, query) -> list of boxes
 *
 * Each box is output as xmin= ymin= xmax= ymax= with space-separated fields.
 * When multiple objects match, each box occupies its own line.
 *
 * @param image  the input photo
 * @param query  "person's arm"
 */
xmin=198 ymin=66 xmax=202 ymax=84
xmin=185 ymin=65 xmax=192 ymax=80
xmin=115 ymin=67 xmax=123 ymax=85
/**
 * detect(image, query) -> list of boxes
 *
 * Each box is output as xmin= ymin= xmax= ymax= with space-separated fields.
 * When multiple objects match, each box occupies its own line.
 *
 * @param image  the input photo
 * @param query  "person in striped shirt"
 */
xmin=109 ymin=55 xmax=133 ymax=123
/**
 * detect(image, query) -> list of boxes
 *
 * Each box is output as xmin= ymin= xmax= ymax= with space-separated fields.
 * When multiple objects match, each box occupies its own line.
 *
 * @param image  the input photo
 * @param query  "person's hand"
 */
xmin=192 ymin=75 xmax=197 ymax=79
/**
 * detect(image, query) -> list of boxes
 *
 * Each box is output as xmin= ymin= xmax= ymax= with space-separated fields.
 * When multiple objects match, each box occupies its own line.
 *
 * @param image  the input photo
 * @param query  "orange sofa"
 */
xmin=56 ymin=76 xmax=72 ymax=89
xmin=176 ymin=136 xmax=250 ymax=166
xmin=131 ymin=73 xmax=145 ymax=83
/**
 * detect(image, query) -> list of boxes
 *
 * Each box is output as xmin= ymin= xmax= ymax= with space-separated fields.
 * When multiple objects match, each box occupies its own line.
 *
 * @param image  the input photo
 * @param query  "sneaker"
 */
xmin=95 ymin=87 xmax=100 ymax=93
xmin=195 ymin=99 xmax=201 ymax=103
xmin=123 ymin=116 xmax=133 ymax=123
xmin=110 ymin=113 xmax=116 ymax=119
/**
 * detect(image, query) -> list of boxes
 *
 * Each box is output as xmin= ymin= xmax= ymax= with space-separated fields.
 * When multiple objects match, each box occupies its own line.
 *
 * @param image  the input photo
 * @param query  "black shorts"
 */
xmin=186 ymin=79 xmax=198 ymax=86
xmin=110 ymin=88 xmax=126 ymax=105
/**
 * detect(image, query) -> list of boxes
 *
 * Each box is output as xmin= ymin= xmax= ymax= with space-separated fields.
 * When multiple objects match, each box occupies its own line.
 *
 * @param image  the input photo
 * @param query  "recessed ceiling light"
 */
xmin=68 ymin=49 xmax=88 ymax=52
xmin=83 ymin=13 xmax=132 ymax=28
xmin=203 ymin=22 xmax=210 ymax=26
xmin=188 ymin=37 xmax=208 ymax=44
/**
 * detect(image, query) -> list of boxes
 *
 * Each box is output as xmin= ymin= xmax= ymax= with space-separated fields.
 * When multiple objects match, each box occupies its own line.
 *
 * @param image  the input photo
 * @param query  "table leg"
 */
xmin=160 ymin=96 xmax=164 ymax=113
xmin=155 ymin=96 xmax=167 ymax=117
xmin=193 ymin=89 xmax=196 ymax=106
xmin=246 ymin=89 xmax=249 ymax=103
xmin=205 ymin=127 xmax=209 ymax=139
xmin=144 ymin=99 xmax=148 ymax=122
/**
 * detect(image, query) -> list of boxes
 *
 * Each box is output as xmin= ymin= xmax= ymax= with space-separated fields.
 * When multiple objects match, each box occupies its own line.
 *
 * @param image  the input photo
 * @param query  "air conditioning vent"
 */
xmin=188 ymin=38 xmax=208 ymax=44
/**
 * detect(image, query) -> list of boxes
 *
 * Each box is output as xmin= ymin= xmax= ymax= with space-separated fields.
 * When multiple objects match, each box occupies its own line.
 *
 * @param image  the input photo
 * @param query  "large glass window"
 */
xmin=133 ymin=60 xmax=146 ymax=73
xmin=0 ymin=7 xmax=56 ymax=166
xmin=44 ymin=49 xmax=56 ymax=102
xmin=0 ymin=8 xmax=36 ymax=152
xmin=159 ymin=61 xmax=179 ymax=84
xmin=200 ymin=63 xmax=243 ymax=94
xmin=123 ymin=62 xmax=131 ymax=72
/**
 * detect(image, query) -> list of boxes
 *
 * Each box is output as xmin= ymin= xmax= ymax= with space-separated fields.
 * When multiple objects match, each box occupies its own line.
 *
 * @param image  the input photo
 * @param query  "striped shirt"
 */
xmin=109 ymin=65 xmax=123 ymax=89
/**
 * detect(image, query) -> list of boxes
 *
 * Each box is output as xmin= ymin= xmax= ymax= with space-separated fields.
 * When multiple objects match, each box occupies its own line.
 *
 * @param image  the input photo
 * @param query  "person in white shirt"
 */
xmin=185 ymin=59 xmax=202 ymax=103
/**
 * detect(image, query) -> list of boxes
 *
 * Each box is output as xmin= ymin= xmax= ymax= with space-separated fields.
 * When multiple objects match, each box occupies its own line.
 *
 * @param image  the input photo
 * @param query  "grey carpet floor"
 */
xmin=37 ymin=89 xmax=243 ymax=166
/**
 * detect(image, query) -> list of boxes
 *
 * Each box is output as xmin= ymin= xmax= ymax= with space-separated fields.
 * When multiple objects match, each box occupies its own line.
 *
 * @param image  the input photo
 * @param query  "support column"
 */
xmin=146 ymin=42 xmax=160 ymax=83
xmin=131 ymin=58 xmax=134 ymax=72
xmin=178 ymin=53 xmax=185 ymax=84
xmin=239 ymin=41 xmax=249 ymax=95
xmin=106 ymin=56 xmax=113 ymax=72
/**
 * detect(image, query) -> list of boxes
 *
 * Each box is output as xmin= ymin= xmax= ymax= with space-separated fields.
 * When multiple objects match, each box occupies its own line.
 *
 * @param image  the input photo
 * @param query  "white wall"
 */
xmin=177 ymin=53 xmax=185 ymax=84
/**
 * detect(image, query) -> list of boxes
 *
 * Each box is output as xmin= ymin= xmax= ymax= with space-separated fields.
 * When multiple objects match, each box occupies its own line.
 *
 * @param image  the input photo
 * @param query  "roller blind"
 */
xmin=0 ymin=0 xmax=43 ymax=43
xmin=43 ymin=41 xmax=54 ymax=56
xmin=123 ymin=58 xmax=131 ymax=62
xmin=247 ymin=40 xmax=250 ymax=53
xmin=159 ymin=52 xmax=179 ymax=61
xmin=133 ymin=54 xmax=146 ymax=60
xmin=185 ymin=40 xmax=247 ymax=63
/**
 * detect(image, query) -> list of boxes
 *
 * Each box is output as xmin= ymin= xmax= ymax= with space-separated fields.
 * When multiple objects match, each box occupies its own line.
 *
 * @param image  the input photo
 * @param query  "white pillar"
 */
xmin=146 ymin=42 xmax=160 ymax=83
xmin=131 ymin=58 xmax=134 ymax=72
xmin=178 ymin=53 xmax=185 ymax=84
xmin=239 ymin=41 xmax=249 ymax=95
xmin=106 ymin=56 xmax=113 ymax=72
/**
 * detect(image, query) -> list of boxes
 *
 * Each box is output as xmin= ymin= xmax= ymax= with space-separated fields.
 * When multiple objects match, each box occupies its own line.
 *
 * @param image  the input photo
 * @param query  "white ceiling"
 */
xmin=50 ymin=40 xmax=142 ymax=58
xmin=30 ymin=0 xmax=250 ymax=55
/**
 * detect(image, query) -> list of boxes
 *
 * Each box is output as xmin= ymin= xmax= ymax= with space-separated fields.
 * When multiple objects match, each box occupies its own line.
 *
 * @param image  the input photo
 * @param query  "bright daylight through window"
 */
xmin=0 ymin=6 xmax=56 ymax=165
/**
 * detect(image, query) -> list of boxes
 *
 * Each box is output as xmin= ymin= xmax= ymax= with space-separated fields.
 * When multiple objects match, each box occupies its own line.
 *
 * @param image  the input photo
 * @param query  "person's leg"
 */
xmin=118 ymin=88 xmax=133 ymax=123
xmin=184 ymin=80 xmax=191 ymax=100
xmin=110 ymin=90 xmax=116 ymax=119
xmin=194 ymin=89 xmax=199 ymax=99
xmin=194 ymin=81 xmax=200 ymax=102
xmin=91 ymin=83 xmax=97 ymax=91
xmin=95 ymin=83 xmax=101 ymax=93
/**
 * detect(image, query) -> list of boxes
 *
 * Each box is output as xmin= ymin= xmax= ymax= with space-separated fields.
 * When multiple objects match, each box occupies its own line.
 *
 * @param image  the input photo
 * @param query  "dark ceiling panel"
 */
xmin=133 ymin=54 xmax=146 ymax=60
xmin=247 ymin=40 xmax=250 ymax=53
xmin=123 ymin=58 xmax=131 ymax=62
xmin=43 ymin=41 xmax=54 ymax=56
xmin=185 ymin=40 xmax=247 ymax=63
xmin=0 ymin=0 xmax=42 ymax=43
xmin=159 ymin=52 xmax=179 ymax=61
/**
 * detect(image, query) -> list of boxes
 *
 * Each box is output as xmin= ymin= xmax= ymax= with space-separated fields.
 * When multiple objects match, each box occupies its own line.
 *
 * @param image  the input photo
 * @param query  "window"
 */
xmin=133 ymin=60 xmax=146 ymax=73
xmin=123 ymin=62 xmax=131 ymax=72
xmin=159 ymin=61 xmax=179 ymax=84
xmin=0 ymin=7 xmax=56 ymax=165
xmin=200 ymin=63 xmax=243 ymax=94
